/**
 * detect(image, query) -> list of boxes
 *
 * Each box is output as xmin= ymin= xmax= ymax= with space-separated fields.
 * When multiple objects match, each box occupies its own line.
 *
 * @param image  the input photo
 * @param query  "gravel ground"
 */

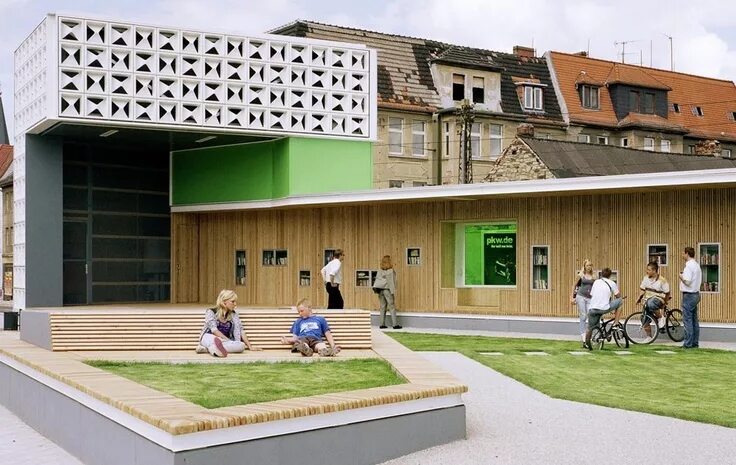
xmin=379 ymin=351 xmax=736 ymax=465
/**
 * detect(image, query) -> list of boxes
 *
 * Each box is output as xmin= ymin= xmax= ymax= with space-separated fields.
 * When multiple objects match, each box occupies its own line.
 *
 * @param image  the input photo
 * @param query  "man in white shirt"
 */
xmin=678 ymin=246 xmax=702 ymax=348
xmin=583 ymin=268 xmax=623 ymax=350
xmin=321 ymin=249 xmax=345 ymax=309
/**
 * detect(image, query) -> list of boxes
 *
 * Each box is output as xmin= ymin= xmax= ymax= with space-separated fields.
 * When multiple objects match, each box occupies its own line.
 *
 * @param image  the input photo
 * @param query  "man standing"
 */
xmin=321 ymin=249 xmax=344 ymax=309
xmin=584 ymin=268 xmax=623 ymax=350
xmin=679 ymin=247 xmax=702 ymax=349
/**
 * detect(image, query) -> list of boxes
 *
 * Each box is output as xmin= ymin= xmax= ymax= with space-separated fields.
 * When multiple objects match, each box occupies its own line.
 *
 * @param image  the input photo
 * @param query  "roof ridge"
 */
xmin=551 ymin=51 xmax=736 ymax=85
xmin=525 ymin=136 xmax=728 ymax=159
xmin=270 ymin=19 xmax=545 ymax=62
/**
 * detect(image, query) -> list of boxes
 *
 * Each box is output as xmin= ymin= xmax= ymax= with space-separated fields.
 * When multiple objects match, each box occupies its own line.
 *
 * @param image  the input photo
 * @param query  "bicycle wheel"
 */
xmin=590 ymin=326 xmax=605 ymax=350
xmin=624 ymin=311 xmax=659 ymax=344
xmin=666 ymin=309 xmax=685 ymax=342
xmin=611 ymin=323 xmax=629 ymax=348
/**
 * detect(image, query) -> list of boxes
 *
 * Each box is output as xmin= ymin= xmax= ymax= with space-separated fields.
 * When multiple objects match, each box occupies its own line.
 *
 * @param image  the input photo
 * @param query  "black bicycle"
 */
xmin=623 ymin=303 xmax=684 ymax=344
xmin=590 ymin=316 xmax=629 ymax=350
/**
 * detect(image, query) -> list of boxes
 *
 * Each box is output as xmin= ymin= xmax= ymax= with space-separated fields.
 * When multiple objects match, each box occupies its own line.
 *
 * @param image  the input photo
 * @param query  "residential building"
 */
xmin=0 ymin=90 xmax=12 ymax=302
xmin=546 ymin=51 xmax=736 ymax=155
xmin=271 ymin=21 xmax=567 ymax=187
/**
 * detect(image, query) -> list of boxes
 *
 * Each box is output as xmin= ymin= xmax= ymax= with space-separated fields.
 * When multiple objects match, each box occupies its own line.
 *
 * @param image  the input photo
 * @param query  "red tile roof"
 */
xmin=0 ymin=145 xmax=13 ymax=180
xmin=549 ymin=51 xmax=736 ymax=141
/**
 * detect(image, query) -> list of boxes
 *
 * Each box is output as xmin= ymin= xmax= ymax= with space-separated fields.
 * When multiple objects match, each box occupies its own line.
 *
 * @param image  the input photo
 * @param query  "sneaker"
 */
xmin=294 ymin=340 xmax=314 ymax=357
xmin=209 ymin=338 xmax=228 ymax=358
xmin=379 ymin=325 xmax=388 ymax=329
xmin=195 ymin=344 xmax=207 ymax=354
xmin=318 ymin=347 xmax=335 ymax=357
xmin=392 ymin=325 xmax=403 ymax=329
xmin=582 ymin=342 xmax=593 ymax=351
xmin=658 ymin=317 xmax=666 ymax=329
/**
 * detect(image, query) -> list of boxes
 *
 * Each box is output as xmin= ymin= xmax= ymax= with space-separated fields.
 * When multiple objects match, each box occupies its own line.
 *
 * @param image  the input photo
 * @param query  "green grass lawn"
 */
xmin=389 ymin=332 xmax=736 ymax=428
xmin=87 ymin=359 xmax=404 ymax=408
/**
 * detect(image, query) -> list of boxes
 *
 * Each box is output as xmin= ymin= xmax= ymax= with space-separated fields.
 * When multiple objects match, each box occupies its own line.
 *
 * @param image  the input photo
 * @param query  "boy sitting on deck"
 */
xmin=280 ymin=298 xmax=341 ymax=357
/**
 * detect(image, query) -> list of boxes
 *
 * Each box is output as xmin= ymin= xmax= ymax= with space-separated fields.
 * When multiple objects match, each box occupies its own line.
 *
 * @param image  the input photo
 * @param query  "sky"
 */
xmin=2 ymin=0 xmax=736 ymax=141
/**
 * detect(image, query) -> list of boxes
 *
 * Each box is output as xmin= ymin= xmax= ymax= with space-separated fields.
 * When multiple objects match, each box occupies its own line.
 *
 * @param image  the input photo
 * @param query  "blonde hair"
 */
xmin=578 ymin=259 xmax=593 ymax=278
xmin=215 ymin=289 xmax=237 ymax=321
xmin=296 ymin=297 xmax=311 ymax=310
xmin=380 ymin=255 xmax=393 ymax=270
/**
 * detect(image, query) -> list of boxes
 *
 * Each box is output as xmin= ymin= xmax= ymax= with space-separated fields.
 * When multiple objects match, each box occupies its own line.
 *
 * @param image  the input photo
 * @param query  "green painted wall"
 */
xmin=171 ymin=137 xmax=372 ymax=205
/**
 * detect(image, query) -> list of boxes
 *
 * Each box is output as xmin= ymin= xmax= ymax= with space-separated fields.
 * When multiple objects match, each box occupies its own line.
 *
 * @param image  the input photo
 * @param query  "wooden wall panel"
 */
xmin=175 ymin=187 xmax=736 ymax=323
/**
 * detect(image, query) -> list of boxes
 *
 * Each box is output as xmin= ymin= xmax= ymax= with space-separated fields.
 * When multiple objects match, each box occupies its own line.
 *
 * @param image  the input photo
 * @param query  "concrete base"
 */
xmin=0 ymin=356 xmax=466 ymax=465
xmin=372 ymin=312 xmax=736 ymax=343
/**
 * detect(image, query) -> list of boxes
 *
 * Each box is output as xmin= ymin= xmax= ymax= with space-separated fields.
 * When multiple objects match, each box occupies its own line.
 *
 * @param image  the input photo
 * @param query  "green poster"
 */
xmin=463 ymin=223 xmax=517 ymax=286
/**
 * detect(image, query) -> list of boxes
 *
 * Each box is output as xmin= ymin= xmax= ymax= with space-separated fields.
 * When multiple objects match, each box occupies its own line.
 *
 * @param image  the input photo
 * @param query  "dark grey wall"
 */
xmin=609 ymin=85 xmax=668 ymax=120
xmin=25 ymin=135 xmax=64 ymax=307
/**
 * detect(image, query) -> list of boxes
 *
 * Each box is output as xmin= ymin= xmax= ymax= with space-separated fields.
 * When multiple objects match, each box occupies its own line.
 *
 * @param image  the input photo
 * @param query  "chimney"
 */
xmin=517 ymin=123 xmax=535 ymax=138
xmin=573 ymin=51 xmax=589 ymax=57
xmin=695 ymin=139 xmax=722 ymax=157
xmin=513 ymin=45 xmax=535 ymax=59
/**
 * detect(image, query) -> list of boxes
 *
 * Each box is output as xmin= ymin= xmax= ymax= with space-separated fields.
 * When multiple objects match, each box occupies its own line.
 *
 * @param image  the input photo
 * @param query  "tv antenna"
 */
xmin=614 ymin=39 xmax=642 ymax=64
xmin=661 ymin=33 xmax=674 ymax=71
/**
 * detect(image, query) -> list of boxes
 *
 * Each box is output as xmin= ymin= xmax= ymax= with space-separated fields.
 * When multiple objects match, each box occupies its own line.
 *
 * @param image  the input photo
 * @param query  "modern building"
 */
xmin=271 ymin=21 xmax=567 ymax=187
xmin=545 ymin=51 xmax=736 ymax=156
xmin=13 ymin=14 xmax=377 ymax=309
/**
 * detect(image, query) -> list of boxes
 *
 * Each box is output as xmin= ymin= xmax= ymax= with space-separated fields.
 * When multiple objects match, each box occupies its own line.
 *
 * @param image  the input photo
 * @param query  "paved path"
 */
xmin=0 ymin=405 xmax=82 ymax=465
xmin=380 ymin=352 xmax=736 ymax=465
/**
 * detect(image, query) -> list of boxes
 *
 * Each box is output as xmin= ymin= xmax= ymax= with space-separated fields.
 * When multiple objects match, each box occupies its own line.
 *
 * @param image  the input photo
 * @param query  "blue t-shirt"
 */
xmin=291 ymin=315 xmax=330 ymax=339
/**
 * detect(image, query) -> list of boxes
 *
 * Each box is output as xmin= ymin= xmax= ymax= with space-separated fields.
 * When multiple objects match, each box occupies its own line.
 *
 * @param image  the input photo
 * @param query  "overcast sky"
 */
xmin=2 ymin=0 xmax=736 ymax=140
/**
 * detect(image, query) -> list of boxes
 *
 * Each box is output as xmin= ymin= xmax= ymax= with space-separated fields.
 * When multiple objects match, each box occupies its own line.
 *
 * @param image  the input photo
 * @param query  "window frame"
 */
xmin=470 ymin=122 xmax=482 ymax=159
xmin=621 ymin=137 xmax=629 ymax=147
xmin=388 ymin=117 xmax=403 ymax=155
xmin=577 ymin=134 xmax=590 ymax=143
xmin=629 ymin=90 xmax=640 ymax=112
xmin=661 ymin=139 xmax=671 ymax=153
xmin=597 ymin=136 xmax=608 ymax=145
xmin=472 ymin=76 xmax=485 ymax=104
xmin=643 ymin=137 xmax=655 ymax=151
xmin=723 ymin=148 xmax=732 ymax=159
xmin=643 ymin=92 xmax=655 ymax=114
xmin=489 ymin=124 xmax=503 ymax=158
xmin=443 ymin=121 xmax=451 ymax=158
xmin=411 ymin=120 xmax=426 ymax=157
xmin=452 ymin=73 xmax=465 ymax=101
xmin=523 ymin=86 xmax=544 ymax=110
xmin=581 ymin=85 xmax=600 ymax=109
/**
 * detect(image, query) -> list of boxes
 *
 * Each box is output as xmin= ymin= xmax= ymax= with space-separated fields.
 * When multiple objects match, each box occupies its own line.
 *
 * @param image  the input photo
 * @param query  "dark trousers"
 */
xmin=325 ymin=283 xmax=344 ymax=309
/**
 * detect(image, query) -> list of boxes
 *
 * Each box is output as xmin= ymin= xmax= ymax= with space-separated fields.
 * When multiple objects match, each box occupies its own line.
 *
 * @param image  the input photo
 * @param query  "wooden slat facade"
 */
xmin=172 ymin=187 xmax=736 ymax=323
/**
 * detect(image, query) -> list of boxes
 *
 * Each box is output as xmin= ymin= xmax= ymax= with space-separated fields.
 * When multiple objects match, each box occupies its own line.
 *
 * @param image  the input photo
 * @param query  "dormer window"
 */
xmin=643 ymin=92 xmax=655 ymax=114
xmin=452 ymin=73 xmax=465 ymax=101
xmin=523 ymin=86 xmax=543 ymax=110
xmin=671 ymin=103 xmax=680 ymax=113
xmin=472 ymin=76 xmax=484 ymax=104
xmin=691 ymin=106 xmax=704 ymax=117
xmin=580 ymin=85 xmax=599 ymax=109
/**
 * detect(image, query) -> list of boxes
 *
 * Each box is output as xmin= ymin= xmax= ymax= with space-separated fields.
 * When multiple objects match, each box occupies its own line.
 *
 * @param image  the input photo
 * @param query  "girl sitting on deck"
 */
xmin=196 ymin=289 xmax=260 ymax=357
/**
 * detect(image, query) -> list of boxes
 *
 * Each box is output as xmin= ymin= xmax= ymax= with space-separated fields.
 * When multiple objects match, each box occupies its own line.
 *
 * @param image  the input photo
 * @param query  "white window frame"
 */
xmin=443 ymin=122 xmax=451 ymax=158
xmin=621 ymin=137 xmax=629 ymax=147
xmin=597 ymin=136 xmax=608 ymax=145
xmin=452 ymin=73 xmax=465 ymax=101
xmin=411 ymin=120 xmax=426 ymax=157
xmin=388 ymin=117 xmax=403 ymax=155
xmin=581 ymin=85 xmax=599 ymax=109
xmin=644 ymin=137 xmax=655 ymax=151
xmin=577 ymin=134 xmax=590 ymax=143
xmin=523 ymin=86 xmax=544 ymax=110
xmin=723 ymin=148 xmax=732 ymax=159
xmin=470 ymin=122 xmax=482 ymax=159
xmin=388 ymin=180 xmax=403 ymax=188
xmin=490 ymin=124 xmax=503 ymax=158
xmin=661 ymin=139 xmax=671 ymax=153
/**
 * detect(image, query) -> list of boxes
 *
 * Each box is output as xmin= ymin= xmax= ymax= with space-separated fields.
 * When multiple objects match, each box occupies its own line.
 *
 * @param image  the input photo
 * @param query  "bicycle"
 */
xmin=590 ymin=316 xmax=629 ymax=350
xmin=623 ymin=302 xmax=684 ymax=345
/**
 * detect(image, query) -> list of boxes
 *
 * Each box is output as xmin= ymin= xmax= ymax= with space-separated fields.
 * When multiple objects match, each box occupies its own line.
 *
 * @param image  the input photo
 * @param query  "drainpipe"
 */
xmin=435 ymin=112 xmax=443 ymax=185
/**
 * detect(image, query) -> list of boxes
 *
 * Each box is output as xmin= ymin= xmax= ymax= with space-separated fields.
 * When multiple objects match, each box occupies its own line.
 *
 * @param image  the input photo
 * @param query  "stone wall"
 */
xmin=485 ymin=138 xmax=555 ymax=182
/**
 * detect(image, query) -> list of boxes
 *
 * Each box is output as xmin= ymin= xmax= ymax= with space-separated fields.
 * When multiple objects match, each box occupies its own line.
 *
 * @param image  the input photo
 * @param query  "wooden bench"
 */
xmin=44 ymin=308 xmax=372 ymax=351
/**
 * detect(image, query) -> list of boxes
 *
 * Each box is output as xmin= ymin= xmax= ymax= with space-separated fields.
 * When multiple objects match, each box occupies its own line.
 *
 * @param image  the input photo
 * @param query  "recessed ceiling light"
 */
xmin=195 ymin=135 xmax=217 ymax=143
xmin=99 ymin=129 xmax=119 ymax=138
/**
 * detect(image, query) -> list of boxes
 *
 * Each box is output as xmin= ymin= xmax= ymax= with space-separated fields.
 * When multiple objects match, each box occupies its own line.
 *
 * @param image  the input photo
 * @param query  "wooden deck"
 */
xmin=0 ymin=330 xmax=467 ymax=435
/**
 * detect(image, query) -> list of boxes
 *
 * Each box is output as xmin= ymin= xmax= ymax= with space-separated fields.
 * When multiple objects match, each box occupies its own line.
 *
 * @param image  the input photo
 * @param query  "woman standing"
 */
xmin=571 ymin=259 xmax=595 ymax=343
xmin=373 ymin=255 xmax=401 ymax=329
xmin=197 ymin=289 xmax=260 ymax=357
